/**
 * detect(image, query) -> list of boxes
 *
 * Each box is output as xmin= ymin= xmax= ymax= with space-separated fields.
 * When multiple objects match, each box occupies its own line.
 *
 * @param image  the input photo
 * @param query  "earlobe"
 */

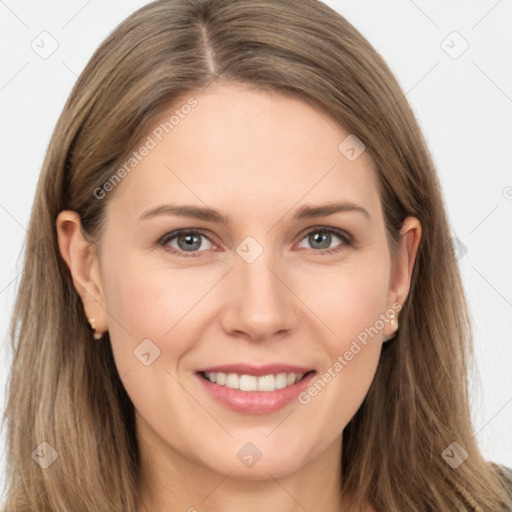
xmin=56 ymin=210 xmax=108 ymax=336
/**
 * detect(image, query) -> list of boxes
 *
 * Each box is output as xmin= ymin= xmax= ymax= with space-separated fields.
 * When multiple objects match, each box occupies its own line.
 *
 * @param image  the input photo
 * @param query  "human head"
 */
xmin=57 ymin=80 xmax=420 ymax=508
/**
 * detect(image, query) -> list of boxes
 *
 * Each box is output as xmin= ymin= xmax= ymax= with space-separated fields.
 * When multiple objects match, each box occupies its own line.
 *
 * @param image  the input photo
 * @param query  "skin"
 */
xmin=57 ymin=83 xmax=421 ymax=512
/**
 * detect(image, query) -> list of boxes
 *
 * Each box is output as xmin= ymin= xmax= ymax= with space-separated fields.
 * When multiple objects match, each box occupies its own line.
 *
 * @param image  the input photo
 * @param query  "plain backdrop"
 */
xmin=1 ymin=0 xmax=511 ymax=495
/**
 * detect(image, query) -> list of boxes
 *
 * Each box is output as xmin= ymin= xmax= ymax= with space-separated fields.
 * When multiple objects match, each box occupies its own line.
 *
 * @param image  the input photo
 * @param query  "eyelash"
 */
xmin=157 ymin=227 xmax=353 ymax=258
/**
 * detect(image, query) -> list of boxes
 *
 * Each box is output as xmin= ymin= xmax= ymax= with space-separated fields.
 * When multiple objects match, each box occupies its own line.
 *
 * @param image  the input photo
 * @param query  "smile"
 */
xmin=201 ymin=371 xmax=310 ymax=392
xmin=196 ymin=369 xmax=317 ymax=415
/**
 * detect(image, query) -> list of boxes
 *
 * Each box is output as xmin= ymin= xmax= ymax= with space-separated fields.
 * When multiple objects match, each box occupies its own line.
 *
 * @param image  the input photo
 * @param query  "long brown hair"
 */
xmin=2 ymin=0 xmax=511 ymax=510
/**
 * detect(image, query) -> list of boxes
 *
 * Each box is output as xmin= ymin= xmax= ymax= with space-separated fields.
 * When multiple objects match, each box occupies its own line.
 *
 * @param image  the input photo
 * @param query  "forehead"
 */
xmin=107 ymin=83 xmax=381 ymax=223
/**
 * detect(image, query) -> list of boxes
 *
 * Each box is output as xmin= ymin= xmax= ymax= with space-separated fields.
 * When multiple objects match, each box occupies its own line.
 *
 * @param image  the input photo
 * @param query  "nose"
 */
xmin=219 ymin=247 xmax=299 ymax=342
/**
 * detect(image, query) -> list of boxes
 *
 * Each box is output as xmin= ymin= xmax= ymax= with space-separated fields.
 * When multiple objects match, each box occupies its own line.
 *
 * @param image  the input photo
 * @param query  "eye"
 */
xmin=158 ymin=229 xmax=215 ymax=257
xmin=296 ymin=227 xmax=352 ymax=255
xmin=157 ymin=226 xmax=352 ymax=258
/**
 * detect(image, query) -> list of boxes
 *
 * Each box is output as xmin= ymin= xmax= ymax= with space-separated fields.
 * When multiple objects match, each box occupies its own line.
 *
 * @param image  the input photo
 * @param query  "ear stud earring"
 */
xmin=383 ymin=310 xmax=399 ymax=342
xmin=88 ymin=318 xmax=104 ymax=340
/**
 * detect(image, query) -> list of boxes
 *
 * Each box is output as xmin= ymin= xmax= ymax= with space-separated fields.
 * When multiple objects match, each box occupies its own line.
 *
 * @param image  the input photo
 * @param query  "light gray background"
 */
xmin=1 ymin=0 xmax=511 ymax=495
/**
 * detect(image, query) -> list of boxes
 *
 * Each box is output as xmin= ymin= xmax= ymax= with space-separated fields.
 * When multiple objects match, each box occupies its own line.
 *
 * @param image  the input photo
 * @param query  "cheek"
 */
xmin=299 ymin=253 xmax=390 ymax=347
xmin=99 ymin=263 xmax=205 ymax=436
xmin=332 ymin=275 xmax=388 ymax=347
xmin=295 ymin=254 xmax=389 ymax=420
xmin=100 ymin=257 xmax=211 ymax=373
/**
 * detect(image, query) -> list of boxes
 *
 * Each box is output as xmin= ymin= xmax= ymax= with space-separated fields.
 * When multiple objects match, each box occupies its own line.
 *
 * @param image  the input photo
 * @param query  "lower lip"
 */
xmin=196 ymin=371 xmax=317 ymax=415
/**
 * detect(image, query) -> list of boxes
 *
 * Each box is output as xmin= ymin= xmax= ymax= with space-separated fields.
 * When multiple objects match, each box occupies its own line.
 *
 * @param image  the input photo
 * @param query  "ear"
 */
xmin=384 ymin=216 xmax=422 ymax=338
xmin=56 ymin=210 xmax=108 ymax=335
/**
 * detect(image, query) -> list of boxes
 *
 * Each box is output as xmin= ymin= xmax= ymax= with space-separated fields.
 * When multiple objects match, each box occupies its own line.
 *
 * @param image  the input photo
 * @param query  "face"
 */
xmin=68 ymin=83 xmax=418 ymax=481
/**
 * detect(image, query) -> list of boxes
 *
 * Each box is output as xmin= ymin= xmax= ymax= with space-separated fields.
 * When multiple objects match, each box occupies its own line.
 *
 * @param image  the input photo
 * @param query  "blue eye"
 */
xmin=297 ymin=228 xmax=352 ymax=255
xmin=158 ymin=229 xmax=214 ymax=257
xmin=158 ymin=227 xmax=352 ymax=258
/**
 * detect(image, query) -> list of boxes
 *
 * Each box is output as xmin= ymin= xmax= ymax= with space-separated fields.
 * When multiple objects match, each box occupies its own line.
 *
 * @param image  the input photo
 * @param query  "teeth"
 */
xmin=203 ymin=372 xmax=306 ymax=391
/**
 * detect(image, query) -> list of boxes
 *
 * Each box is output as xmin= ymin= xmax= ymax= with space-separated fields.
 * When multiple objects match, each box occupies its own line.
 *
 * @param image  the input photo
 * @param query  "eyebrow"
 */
xmin=138 ymin=201 xmax=371 ymax=224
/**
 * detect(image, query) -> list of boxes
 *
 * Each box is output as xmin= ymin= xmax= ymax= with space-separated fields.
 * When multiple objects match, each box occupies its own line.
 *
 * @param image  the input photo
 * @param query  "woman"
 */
xmin=2 ymin=0 xmax=511 ymax=510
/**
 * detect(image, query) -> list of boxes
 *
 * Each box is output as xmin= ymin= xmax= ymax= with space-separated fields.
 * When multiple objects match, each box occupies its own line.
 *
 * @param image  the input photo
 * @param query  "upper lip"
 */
xmin=196 ymin=363 xmax=315 ymax=377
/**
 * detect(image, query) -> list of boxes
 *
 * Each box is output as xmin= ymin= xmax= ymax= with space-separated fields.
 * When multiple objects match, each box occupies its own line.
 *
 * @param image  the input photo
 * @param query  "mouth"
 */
xmin=195 ymin=367 xmax=317 ymax=415
xmin=198 ymin=370 xmax=315 ymax=392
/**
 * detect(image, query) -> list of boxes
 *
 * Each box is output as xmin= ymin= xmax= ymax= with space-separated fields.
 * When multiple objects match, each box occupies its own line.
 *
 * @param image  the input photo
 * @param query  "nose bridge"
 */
xmin=221 ymin=236 xmax=297 ymax=339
